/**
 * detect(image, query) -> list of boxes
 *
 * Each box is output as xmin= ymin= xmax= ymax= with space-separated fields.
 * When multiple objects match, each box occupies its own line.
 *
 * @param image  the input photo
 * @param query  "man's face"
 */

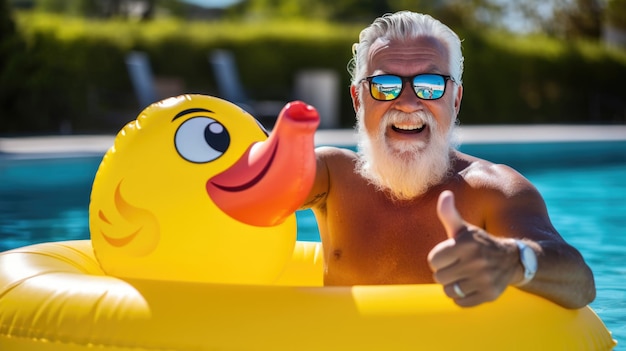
xmin=354 ymin=36 xmax=462 ymax=152
xmin=352 ymin=36 xmax=463 ymax=200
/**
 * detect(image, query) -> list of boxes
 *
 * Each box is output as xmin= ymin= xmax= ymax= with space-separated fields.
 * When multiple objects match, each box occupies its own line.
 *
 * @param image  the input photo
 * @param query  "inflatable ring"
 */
xmin=0 ymin=240 xmax=617 ymax=350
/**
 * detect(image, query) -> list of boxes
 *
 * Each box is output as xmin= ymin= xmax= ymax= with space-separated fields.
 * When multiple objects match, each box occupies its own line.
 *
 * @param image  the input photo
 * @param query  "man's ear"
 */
xmin=453 ymin=84 xmax=463 ymax=116
xmin=350 ymin=85 xmax=360 ymax=113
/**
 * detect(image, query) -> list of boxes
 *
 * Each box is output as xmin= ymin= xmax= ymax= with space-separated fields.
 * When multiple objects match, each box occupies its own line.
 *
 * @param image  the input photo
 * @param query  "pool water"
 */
xmin=0 ymin=156 xmax=99 ymax=251
xmin=1 ymin=141 xmax=625 ymax=345
xmin=530 ymin=163 xmax=626 ymax=343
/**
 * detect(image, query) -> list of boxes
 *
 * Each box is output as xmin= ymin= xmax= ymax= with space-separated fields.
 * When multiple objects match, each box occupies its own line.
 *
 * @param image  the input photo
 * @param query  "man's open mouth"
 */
xmin=391 ymin=123 xmax=426 ymax=134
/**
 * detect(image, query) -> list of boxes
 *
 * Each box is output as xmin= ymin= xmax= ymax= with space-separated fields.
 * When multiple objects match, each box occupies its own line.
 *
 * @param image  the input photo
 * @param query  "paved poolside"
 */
xmin=1 ymin=125 xmax=625 ymax=155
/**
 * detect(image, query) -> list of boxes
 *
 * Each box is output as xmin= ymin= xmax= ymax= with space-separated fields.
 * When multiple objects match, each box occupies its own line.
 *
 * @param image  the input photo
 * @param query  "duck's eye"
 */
xmin=175 ymin=117 xmax=230 ymax=163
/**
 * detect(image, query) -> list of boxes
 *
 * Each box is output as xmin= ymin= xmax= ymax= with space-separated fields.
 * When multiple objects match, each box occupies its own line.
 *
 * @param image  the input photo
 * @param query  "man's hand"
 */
xmin=427 ymin=190 xmax=520 ymax=307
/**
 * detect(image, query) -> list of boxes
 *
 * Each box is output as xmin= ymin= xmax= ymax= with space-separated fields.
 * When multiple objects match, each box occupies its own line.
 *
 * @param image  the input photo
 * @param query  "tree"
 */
xmin=228 ymin=0 xmax=496 ymax=25
xmin=509 ymin=0 xmax=606 ymax=39
xmin=552 ymin=0 xmax=604 ymax=39
xmin=607 ymin=0 xmax=626 ymax=28
xmin=1 ymin=0 xmax=29 ymax=132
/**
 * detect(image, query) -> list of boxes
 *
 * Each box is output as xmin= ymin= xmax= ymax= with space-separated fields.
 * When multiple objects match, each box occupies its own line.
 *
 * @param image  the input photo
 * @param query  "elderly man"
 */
xmin=300 ymin=11 xmax=595 ymax=308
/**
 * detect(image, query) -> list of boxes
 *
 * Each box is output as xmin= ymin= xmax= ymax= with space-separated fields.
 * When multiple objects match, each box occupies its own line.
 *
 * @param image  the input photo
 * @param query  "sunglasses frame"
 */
xmin=362 ymin=73 xmax=456 ymax=101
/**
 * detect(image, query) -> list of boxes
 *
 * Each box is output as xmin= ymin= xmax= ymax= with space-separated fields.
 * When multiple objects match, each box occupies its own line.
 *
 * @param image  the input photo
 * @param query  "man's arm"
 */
xmin=299 ymin=146 xmax=340 ymax=210
xmin=512 ymin=236 xmax=595 ymax=308
xmin=428 ymin=168 xmax=595 ymax=309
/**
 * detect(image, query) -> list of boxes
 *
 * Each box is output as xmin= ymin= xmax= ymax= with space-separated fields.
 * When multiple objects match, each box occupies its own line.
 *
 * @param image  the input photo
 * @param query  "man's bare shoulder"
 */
xmin=452 ymin=150 xmax=535 ymax=195
xmin=316 ymin=146 xmax=357 ymax=157
xmin=316 ymin=146 xmax=359 ymax=165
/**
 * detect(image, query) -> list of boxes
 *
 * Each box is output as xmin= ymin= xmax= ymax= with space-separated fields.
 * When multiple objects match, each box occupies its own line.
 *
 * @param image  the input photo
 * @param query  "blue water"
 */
xmin=528 ymin=163 xmax=626 ymax=344
xmin=1 ymin=141 xmax=625 ymax=345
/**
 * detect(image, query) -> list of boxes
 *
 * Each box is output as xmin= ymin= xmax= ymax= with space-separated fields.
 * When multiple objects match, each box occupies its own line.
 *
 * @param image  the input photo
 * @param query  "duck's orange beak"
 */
xmin=207 ymin=101 xmax=319 ymax=227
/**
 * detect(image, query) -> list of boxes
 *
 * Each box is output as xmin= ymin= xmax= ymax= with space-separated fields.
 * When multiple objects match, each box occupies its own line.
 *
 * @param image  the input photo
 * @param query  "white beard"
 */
xmin=355 ymin=109 xmax=458 ymax=201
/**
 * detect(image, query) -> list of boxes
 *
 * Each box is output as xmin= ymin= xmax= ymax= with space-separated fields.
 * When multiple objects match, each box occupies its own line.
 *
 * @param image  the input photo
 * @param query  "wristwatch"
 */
xmin=514 ymin=239 xmax=537 ymax=286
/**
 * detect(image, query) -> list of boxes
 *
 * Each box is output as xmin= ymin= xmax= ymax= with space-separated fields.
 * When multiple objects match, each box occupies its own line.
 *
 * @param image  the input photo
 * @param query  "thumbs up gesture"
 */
xmin=427 ymin=190 xmax=519 ymax=307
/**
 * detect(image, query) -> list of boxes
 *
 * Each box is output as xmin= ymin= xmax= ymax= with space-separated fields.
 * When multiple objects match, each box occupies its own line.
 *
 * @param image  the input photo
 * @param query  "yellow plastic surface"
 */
xmin=0 ymin=240 xmax=617 ymax=351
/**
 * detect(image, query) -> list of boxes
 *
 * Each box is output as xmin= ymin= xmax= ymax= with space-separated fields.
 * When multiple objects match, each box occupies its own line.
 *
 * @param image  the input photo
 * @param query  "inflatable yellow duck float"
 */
xmin=90 ymin=94 xmax=319 ymax=284
xmin=0 ymin=95 xmax=616 ymax=351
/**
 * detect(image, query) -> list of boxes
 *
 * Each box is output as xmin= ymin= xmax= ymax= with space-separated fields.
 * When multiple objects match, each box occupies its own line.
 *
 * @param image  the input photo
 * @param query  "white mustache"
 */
xmin=382 ymin=110 xmax=436 ymax=129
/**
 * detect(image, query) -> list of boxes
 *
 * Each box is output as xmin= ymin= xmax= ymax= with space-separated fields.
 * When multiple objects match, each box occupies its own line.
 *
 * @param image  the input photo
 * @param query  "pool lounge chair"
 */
xmin=209 ymin=49 xmax=285 ymax=128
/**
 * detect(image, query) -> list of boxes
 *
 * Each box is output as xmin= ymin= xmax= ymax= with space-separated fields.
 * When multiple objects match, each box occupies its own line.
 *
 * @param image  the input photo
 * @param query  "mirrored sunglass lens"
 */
xmin=413 ymin=75 xmax=445 ymax=99
xmin=370 ymin=75 xmax=402 ymax=100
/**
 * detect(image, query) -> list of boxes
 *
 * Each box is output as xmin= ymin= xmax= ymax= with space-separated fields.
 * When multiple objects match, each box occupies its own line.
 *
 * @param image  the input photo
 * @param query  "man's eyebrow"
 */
xmin=172 ymin=108 xmax=213 ymax=121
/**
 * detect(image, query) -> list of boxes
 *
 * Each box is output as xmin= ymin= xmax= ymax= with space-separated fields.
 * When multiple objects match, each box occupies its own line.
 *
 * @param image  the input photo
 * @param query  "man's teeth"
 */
xmin=393 ymin=123 xmax=425 ymax=131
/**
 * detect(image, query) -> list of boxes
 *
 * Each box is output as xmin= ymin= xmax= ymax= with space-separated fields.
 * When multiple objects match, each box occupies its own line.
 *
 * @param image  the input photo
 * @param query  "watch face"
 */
xmin=522 ymin=246 xmax=538 ymax=273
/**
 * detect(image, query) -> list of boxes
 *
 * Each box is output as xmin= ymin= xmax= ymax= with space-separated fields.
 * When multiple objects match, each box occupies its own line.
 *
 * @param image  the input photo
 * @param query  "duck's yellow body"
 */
xmin=89 ymin=95 xmax=318 ymax=284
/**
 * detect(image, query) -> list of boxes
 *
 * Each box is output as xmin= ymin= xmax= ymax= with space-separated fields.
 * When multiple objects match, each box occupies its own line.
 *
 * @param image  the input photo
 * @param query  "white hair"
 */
xmin=348 ymin=11 xmax=464 ymax=86
xmin=349 ymin=12 xmax=463 ymax=200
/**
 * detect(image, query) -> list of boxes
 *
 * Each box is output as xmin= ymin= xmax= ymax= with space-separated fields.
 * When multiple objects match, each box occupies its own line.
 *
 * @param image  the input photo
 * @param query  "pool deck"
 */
xmin=1 ymin=125 xmax=625 ymax=155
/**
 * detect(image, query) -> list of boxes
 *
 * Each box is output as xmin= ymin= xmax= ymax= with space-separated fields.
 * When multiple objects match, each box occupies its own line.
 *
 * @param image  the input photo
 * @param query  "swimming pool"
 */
xmin=1 ymin=140 xmax=625 ymax=345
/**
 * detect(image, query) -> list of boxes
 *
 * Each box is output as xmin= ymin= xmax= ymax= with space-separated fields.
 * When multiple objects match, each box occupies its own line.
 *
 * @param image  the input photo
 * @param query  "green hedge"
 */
xmin=1 ymin=11 xmax=625 ymax=134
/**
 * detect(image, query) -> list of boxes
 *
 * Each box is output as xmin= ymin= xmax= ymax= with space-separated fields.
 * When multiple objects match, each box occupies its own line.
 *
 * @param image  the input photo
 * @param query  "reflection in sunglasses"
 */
xmin=363 ymin=73 xmax=454 ymax=101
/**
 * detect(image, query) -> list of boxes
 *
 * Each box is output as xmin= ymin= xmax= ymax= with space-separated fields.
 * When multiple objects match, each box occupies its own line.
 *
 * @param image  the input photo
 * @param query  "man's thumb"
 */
xmin=437 ymin=190 xmax=466 ymax=239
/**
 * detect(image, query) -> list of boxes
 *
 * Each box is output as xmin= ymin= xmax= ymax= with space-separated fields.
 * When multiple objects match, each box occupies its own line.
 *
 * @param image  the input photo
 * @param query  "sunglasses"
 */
xmin=362 ymin=74 xmax=455 ymax=101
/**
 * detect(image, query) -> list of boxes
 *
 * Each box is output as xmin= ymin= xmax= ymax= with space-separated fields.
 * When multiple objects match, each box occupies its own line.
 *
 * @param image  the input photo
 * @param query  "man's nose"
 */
xmin=393 ymin=82 xmax=423 ymax=112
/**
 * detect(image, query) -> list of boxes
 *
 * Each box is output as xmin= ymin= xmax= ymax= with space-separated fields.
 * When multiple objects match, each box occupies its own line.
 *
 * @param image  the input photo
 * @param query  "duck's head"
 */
xmin=89 ymin=94 xmax=319 ymax=284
